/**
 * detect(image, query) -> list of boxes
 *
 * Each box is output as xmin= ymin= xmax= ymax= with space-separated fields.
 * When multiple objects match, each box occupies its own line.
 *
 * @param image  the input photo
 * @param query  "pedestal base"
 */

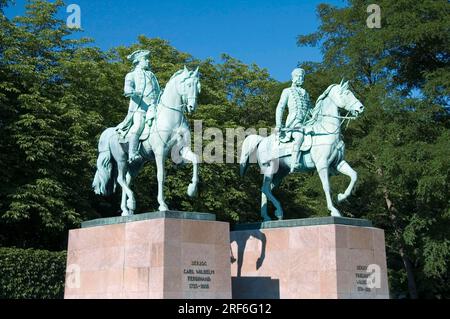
xmin=64 ymin=211 xmax=232 ymax=299
xmin=230 ymin=217 xmax=389 ymax=299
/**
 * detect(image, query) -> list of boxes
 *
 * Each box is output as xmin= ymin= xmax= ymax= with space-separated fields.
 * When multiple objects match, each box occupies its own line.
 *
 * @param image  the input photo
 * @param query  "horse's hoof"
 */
xmin=127 ymin=199 xmax=136 ymax=211
xmin=337 ymin=193 xmax=346 ymax=203
xmin=331 ymin=209 xmax=342 ymax=217
xmin=187 ymin=183 xmax=197 ymax=197
xmin=275 ymin=209 xmax=284 ymax=220
xmin=262 ymin=215 xmax=272 ymax=222
xmin=121 ymin=211 xmax=130 ymax=217
xmin=159 ymin=204 xmax=169 ymax=212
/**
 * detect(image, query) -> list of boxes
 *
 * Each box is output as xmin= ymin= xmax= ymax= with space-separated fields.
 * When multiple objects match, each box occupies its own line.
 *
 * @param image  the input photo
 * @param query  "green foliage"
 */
xmin=0 ymin=247 xmax=66 ymax=299
xmin=0 ymin=0 xmax=105 ymax=249
xmin=298 ymin=0 xmax=450 ymax=298
xmin=0 ymin=0 xmax=448 ymax=299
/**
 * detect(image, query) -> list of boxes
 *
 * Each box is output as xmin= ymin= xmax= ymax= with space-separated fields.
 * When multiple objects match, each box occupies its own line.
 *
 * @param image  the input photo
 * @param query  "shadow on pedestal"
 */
xmin=232 ymin=277 xmax=280 ymax=299
xmin=231 ymin=229 xmax=267 ymax=277
xmin=229 ymin=217 xmax=389 ymax=299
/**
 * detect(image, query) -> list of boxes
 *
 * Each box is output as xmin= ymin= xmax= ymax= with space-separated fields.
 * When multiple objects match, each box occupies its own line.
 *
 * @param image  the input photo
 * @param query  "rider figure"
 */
xmin=116 ymin=49 xmax=161 ymax=164
xmin=275 ymin=67 xmax=312 ymax=173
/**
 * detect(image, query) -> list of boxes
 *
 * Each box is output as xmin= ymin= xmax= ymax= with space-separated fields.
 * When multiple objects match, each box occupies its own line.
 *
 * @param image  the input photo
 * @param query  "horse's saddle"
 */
xmin=139 ymin=123 xmax=151 ymax=141
xmin=258 ymin=133 xmax=313 ymax=165
xmin=117 ymin=123 xmax=151 ymax=144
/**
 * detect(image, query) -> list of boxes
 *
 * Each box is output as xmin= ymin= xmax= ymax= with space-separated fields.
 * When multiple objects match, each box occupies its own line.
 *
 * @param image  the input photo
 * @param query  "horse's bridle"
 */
xmin=314 ymin=86 xmax=361 ymax=135
xmin=325 ymin=86 xmax=360 ymax=116
xmin=157 ymin=75 xmax=199 ymax=113
xmin=160 ymin=101 xmax=186 ymax=113
xmin=153 ymin=76 xmax=198 ymax=149
xmin=319 ymin=87 xmax=360 ymax=126
xmin=179 ymin=77 xmax=200 ymax=113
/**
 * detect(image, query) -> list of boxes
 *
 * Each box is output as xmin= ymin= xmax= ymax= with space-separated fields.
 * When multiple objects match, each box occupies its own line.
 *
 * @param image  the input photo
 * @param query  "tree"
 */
xmin=297 ymin=0 xmax=450 ymax=298
xmin=0 ymin=1 xmax=282 ymax=248
xmin=0 ymin=0 xmax=104 ymax=249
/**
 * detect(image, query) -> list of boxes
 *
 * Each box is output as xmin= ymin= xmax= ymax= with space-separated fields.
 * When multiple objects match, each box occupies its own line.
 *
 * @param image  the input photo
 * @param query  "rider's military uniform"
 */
xmin=275 ymin=81 xmax=312 ymax=172
xmin=116 ymin=50 xmax=160 ymax=163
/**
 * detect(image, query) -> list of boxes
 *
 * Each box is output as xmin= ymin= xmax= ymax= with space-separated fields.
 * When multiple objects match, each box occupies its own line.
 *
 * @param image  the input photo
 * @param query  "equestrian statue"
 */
xmin=93 ymin=49 xmax=201 ymax=216
xmin=240 ymin=69 xmax=365 ymax=221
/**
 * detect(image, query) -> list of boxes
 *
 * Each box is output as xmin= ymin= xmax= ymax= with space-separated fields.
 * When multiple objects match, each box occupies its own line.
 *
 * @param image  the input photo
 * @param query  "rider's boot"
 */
xmin=128 ymin=133 xmax=140 ymax=164
xmin=290 ymin=133 xmax=304 ymax=173
xmin=290 ymin=149 xmax=300 ymax=173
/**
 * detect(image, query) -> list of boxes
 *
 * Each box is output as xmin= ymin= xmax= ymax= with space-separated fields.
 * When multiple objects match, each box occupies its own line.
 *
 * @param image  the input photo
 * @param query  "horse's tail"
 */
xmin=92 ymin=128 xmax=117 ymax=196
xmin=240 ymin=135 xmax=263 ymax=177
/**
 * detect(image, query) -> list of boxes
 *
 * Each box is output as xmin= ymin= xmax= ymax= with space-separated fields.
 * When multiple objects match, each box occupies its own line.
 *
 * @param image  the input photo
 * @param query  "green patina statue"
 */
xmin=93 ymin=57 xmax=201 ymax=216
xmin=241 ymin=78 xmax=365 ymax=221
xmin=275 ymin=67 xmax=313 ymax=173
xmin=116 ymin=50 xmax=161 ymax=164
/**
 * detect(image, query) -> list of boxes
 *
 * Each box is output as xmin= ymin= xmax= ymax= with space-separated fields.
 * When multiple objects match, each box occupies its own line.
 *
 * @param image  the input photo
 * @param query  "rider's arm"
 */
xmin=145 ymin=75 xmax=160 ymax=122
xmin=123 ymin=73 xmax=135 ymax=98
xmin=305 ymin=91 xmax=313 ymax=110
xmin=275 ymin=89 xmax=289 ymax=129
xmin=148 ymin=74 xmax=161 ymax=106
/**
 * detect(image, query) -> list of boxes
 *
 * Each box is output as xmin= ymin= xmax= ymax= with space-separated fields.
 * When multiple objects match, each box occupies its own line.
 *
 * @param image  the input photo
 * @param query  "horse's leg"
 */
xmin=180 ymin=146 xmax=199 ymax=197
xmin=261 ymin=163 xmax=289 ymax=221
xmin=120 ymin=185 xmax=128 ymax=216
xmin=260 ymin=191 xmax=270 ymax=222
xmin=261 ymin=174 xmax=286 ymax=221
xmin=336 ymin=160 xmax=357 ymax=203
xmin=123 ymin=172 xmax=135 ymax=215
xmin=155 ymin=151 xmax=169 ymax=211
xmin=316 ymin=164 xmax=341 ymax=217
xmin=261 ymin=164 xmax=284 ymax=220
xmin=123 ymin=160 xmax=146 ymax=215
xmin=272 ymin=166 xmax=288 ymax=189
xmin=116 ymin=160 xmax=135 ymax=216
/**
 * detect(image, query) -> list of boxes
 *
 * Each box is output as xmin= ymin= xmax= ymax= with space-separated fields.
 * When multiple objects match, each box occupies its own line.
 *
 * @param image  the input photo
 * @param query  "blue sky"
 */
xmin=5 ymin=0 xmax=345 ymax=81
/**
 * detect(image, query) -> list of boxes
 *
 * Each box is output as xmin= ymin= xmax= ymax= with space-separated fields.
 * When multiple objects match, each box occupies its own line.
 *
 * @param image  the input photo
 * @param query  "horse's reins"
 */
xmin=153 ymin=80 xmax=193 ymax=149
xmin=317 ymin=90 xmax=360 ymax=134
xmin=160 ymin=101 xmax=186 ymax=113
xmin=153 ymin=103 xmax=186 ymax=150
xmin=282 ymin=88 xmax=359 ymax=136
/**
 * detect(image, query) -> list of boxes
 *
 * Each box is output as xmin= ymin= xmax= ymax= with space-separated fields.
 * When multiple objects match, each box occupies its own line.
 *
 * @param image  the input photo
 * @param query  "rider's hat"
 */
xmin=127 ymin=50 xmax=150 ymax=64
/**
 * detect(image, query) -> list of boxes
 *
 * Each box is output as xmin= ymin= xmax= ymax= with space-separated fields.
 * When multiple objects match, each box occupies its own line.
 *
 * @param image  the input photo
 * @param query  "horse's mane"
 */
xmin=167 ymin=68 xmax=194 ymax=85
xmin=304 ymin=84 xmax=338 ymax=126
xmin=159 ymin=68 xmax=197 ymax=106
xmin=160 ymin=70 xmax=184 ymax=101
xmin=167 ymin=69 xmax=184 ymax=84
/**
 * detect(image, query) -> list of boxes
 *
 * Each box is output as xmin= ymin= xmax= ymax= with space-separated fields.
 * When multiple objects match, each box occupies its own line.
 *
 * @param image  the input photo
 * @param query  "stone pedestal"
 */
xmin=64 ymin=211 xmax=232 ymax=299
xmin=230 ymin=217 xmax=389 ymax=299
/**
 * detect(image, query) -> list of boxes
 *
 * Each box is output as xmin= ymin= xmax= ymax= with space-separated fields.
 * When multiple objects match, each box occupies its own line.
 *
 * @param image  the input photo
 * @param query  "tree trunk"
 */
xmin=399 ymin=247 xmax=418 ymax=299
xmin=377 ymin=167 xmax=419 ymax=299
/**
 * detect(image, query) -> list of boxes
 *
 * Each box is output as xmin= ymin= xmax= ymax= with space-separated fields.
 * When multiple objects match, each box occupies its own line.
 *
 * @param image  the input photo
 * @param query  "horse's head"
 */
xmin=176 ymin=66 xmax=201 ymax=114
xmin=330 ymin=80 xmax=365 ymax=116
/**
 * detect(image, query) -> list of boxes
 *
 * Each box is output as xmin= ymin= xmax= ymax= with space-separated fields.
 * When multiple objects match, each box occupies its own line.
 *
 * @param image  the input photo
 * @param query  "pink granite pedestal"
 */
xmin=230 ymin=218 xmax=389 ymax=299
xmin=64 ymin=212 xmax=231 ymax=299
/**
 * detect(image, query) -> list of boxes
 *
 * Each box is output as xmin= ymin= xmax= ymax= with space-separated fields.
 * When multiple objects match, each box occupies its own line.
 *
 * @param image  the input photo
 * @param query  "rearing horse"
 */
xmin=240 ymin=81 xmax=365 ymax=221
xmin=92 ymin=66 xmax=201 ymax=215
